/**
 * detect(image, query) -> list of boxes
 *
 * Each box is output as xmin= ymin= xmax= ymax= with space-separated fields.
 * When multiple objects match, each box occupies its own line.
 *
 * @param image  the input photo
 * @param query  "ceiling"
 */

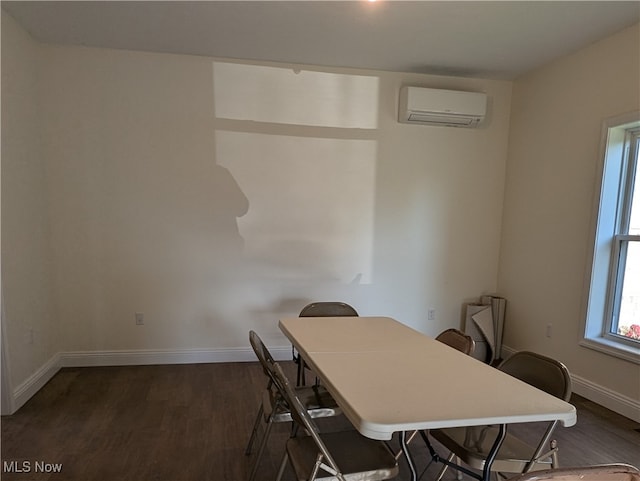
xmin=2 ymin=1 xmax=639 ymax=80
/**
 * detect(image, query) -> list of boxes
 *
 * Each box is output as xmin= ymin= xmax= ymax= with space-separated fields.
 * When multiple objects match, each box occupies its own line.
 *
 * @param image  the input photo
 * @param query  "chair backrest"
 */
xmin=497 ymin=351 xmax=572 ymax=401
xmin=249 ymin=330 xmax=279 ymax=384
xmin=249 ymin=330 xmax=276 ymax=365
xmin=271 ymin=362 xmax=342 ymax=477
xmin=436 ymin=328 xmax=475 ymax=355
xmin=299 ymin=302 xmax=359 ymax=317
xmin=505 ymin=463 xmax=640 ymax=481
xmin=497 ymin=351 xmax=573 ymax=472
xmin=294 ymin=304 xmax=357 ymax=386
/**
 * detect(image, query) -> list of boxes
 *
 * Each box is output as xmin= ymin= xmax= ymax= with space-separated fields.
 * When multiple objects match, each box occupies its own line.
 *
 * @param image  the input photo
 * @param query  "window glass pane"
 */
xmin=629 ymin=137 xmax=640 ymax=235
xmin=617 ymin=240 xmax=640 ymax=340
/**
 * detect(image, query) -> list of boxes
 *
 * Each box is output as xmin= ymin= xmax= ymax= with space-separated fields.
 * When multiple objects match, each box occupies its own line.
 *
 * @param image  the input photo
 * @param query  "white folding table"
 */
xmin=279 ymin=316 xmax=577 ymax=481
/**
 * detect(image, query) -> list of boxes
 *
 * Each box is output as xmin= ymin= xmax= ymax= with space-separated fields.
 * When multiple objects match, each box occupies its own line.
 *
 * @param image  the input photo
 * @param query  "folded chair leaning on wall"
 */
xmin=422 ymin=351 xmax=573 ymax=480
xmin=271 ymin=361 xmax=399 ymax=481
xmin=294 ymin=302 xmax=359 ymax=386
xmin=505 ymin=463 xmax=640 ymax=481
xmin=245 ymin=330 xmax=342 ymax=481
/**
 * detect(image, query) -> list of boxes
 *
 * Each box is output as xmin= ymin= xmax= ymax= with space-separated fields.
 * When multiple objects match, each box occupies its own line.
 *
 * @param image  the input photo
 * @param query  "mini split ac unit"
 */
xmin=398 ymin=86 xmax=487 ymax=128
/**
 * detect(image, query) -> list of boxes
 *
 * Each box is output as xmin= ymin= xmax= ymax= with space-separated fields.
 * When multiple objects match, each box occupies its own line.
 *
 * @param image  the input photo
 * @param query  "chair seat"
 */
xmin=286 ymin=429 xmax=399 ymax=481
xmin=264 ymin=384 xmax=341 ymax=423
xmin=431 ymin=426 xmax=553 ymax=473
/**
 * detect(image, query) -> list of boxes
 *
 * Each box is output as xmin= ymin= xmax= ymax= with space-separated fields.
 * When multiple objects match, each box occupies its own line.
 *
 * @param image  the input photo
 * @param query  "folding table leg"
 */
xmin=482 ymin=424 xmax=507 ymax=481
xmin=400 ymin=431 xmax=418 ymax=481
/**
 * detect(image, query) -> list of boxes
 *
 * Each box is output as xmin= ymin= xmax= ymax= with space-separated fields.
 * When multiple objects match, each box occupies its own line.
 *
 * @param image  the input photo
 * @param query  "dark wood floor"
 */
xmin=1 ymin=362 xmax=639 ymax=481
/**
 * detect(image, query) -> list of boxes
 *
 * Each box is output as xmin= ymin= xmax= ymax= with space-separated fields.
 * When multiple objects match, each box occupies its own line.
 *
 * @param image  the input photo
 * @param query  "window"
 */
xmin=608 ymin=128 xmax=640 ymax=343
xmin=583 ymin=113 xmax=640 ymax=363
xmin=610 ymin=129 xmax=640 ymax=341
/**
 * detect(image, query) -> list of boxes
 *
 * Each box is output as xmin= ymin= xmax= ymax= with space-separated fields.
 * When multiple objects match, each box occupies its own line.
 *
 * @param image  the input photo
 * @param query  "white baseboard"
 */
xmin=13 ymin=346 xmax=639 ymax=423
xmin=570 ymin=373 xmax=640 ymax=423
xmin=11 ymin=346 xmax=293 ymax=413
xmin=59 ymin=346 xmax=293 ymax=366
xmin=12 ymin=352 xmax=62 ymax=413
xmin=501 ymin=345 xmax=640 ymax=423
xmin=62 ymin=347 xmax=248 ymax=367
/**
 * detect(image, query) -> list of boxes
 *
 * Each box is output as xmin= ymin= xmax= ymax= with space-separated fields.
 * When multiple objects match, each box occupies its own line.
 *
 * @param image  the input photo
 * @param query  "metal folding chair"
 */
xmin=271 ymin=361 xmax=399 ymax=481
xmin=294 ymin=302 xmax=359 ymax=386
xmin=436 ymin=328 xmax=476 ymax=355
xmin=245 ymin=331 xmax=342 ymax=481
xmin=423 ymin=351 xmax=572 ymax=481
xmin=398 ymin=329 xmax=475 ymax=461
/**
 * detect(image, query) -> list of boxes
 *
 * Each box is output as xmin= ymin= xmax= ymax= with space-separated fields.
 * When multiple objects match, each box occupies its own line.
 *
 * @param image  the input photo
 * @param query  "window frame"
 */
xmin=605 ymin=128 xmax=640 ymax=346
xmin=581 ymin=112 xmax=640 ymax=363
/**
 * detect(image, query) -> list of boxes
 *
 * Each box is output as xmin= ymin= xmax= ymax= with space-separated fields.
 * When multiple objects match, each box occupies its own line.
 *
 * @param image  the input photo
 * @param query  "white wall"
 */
xmin=41 ymin=46 xmax=512 ymax=351
xmin=499 ymin=23 xmax=640 ymax=407
xmin=2 ymin=13 xmax=513 ymax=393
xmin=1 ymin=13 xmax=59 ymax=393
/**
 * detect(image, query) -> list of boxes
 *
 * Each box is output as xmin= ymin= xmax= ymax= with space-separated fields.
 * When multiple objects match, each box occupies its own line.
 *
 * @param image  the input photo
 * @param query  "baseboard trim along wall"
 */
xmin=501 ymin=345 xmax=640 ymax=423
xmin=13 ymin=353 xmax=62 ymax=414
xmin=10 ymin=346 xmax=291 ymax=413
xmin=59 ymin=347 xmax=273 ymax=367
xmin=570 ymin=372 xmax=640 ymax=423
xmin=11 ymin=346 xmax=640 ymax=423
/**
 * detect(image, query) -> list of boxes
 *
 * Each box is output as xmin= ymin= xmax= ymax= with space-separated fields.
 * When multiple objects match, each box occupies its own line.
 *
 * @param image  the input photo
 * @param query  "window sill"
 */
xmin=580 ymin=336 xmax=640 ymax=364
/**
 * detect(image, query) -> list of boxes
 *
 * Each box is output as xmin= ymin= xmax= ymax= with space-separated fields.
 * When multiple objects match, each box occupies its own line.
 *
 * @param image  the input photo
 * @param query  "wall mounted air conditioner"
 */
xmin=398 ymin=86 xmax=487 ymax=127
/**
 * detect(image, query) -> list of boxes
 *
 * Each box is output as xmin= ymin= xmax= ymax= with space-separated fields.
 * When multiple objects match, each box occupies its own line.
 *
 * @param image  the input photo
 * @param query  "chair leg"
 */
xmin=275 ymin=452 xmax=289 ymax=481
xmin=550 ymin=440 xmax=559 ymax=468
xmin=245 ymin=403 xmax=264 ymax=455
xmin=248 ymin=418 xmax=274 ymax=481
xmin=434 ymin=452 xmax=455 ymax=481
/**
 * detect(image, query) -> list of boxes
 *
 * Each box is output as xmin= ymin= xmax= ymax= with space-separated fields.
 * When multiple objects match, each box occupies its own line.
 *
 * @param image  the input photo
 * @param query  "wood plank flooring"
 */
xmin=1 ymin=362 xmax=639 ymax=481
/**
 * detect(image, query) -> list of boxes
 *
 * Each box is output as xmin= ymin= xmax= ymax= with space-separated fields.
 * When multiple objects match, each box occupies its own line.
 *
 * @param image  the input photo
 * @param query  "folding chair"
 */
xmin=245 ymin=331 xmax=342 ymax=481
xmin=436 ymin=328 xmax=475 ymax=355
xmin=294 ymin=302 xmax=359 ymax=386
xmin=398 ymin=329 xmax=475 ymax=458
xmin=424 ymin=351 xmax=572 ymax=480
xmin=271 ymin=361 xmax=399 ymax=481
xmin=505 ymin=463 xmax=640 ymax=481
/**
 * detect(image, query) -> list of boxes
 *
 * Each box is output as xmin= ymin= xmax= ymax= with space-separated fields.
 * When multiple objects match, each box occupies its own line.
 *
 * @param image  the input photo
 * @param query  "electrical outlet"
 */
xmin=546 ymin=323 xmax=552 ymax=338
xmin=135 ymin=312 xmax=144 ymax=325
xmin=427 ymin=308 xmax=436 ymax=321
